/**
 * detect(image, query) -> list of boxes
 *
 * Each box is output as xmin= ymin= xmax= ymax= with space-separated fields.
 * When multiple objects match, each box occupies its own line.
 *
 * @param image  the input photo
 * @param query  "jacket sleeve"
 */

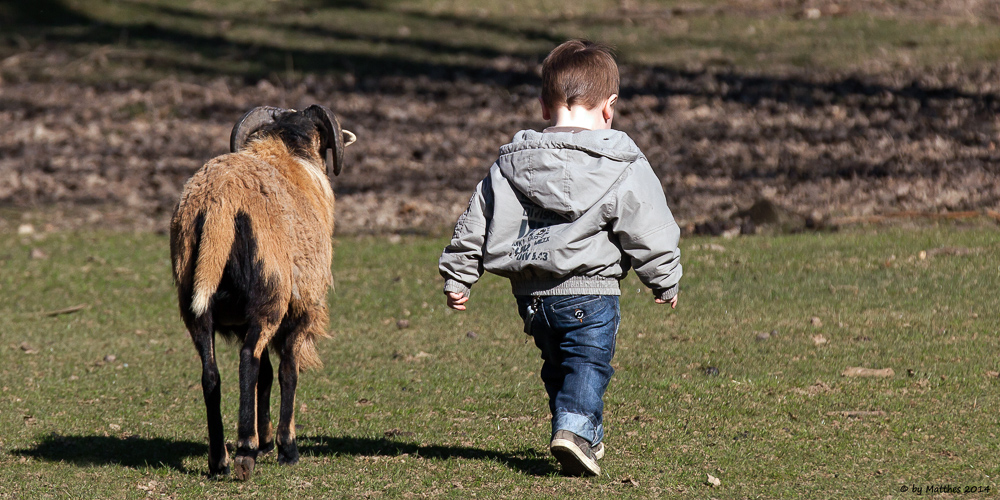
xmin=438 ymin=174 xmax=493 ymax=297
xmin=610 ymin=160 xmax=682 ymax=300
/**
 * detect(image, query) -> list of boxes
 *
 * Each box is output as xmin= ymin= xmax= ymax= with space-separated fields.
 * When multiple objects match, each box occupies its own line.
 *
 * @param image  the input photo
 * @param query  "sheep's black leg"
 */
xmin=192 ymin=317 xmax=228 ymax=476
xmin=233 ymin=323 xmax=266 ymax=481
xmin=256 ymin=347 xmax=275 ymax=457
xmin=277 ymin=338 xmax=300 ymax=465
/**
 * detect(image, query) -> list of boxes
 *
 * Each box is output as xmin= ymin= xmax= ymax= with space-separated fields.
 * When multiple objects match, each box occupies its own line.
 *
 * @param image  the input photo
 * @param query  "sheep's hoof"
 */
xmin=208 ymin=464 xmax=230 ymax=479
xmin=233 ymin=455 xmax=255 ymax=481
xmin=278 ymin=444 xmax=299 ymax=465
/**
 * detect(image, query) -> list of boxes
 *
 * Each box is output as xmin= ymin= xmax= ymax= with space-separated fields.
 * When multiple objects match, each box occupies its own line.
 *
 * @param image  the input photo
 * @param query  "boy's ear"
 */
xmin=602 ymin=94 xmax=618 ymax=122
xmin=539 ymin=97 xmax=551 ymax=121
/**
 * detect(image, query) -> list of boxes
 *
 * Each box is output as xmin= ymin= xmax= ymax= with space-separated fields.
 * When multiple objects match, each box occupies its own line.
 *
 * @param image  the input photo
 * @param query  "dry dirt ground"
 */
xmin=2 ymin=60 xmax=1000 ymax=235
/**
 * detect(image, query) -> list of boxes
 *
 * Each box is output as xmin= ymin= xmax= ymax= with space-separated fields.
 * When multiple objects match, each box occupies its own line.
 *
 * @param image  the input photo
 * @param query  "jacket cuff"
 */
xmin=444 ymin=279 xmax=471 ymax=298
xmin=654 ymin=284 xmax=678 ymax=301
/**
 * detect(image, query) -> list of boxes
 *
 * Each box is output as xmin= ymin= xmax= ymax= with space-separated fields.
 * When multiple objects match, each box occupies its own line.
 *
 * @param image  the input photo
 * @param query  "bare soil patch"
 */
xmin=1 ymin=61 xmax=999 ymax=235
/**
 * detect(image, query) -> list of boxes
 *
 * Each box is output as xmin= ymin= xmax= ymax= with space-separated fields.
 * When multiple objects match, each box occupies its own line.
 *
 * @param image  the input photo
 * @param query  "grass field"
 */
xmin=1 ymin=223 xmax=998 ymax=498
xmin=3 ymin=0 xmax=1000 ymax=84
xmin=2 ymin=0 xmax=1000 ymax=498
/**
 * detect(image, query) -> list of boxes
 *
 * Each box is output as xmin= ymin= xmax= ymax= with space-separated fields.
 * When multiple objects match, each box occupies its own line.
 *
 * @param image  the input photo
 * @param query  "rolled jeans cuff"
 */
xmin=553 ymin=411 xmax=603 ymax=446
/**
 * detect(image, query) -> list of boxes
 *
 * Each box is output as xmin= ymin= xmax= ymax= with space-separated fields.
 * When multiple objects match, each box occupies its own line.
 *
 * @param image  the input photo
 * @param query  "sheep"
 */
xmin=169 ymin=105 xmax=356 ymax=480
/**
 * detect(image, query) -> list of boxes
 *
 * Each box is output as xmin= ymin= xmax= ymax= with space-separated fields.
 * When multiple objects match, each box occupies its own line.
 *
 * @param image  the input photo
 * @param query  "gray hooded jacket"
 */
xmin=439 ymin=128 xmax=682 ymax=300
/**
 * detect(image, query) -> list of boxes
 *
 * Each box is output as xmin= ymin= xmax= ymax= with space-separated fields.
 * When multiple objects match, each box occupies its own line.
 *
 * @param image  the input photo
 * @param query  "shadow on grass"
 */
xmin=11 ymin=433 xmax=205 ymax=474
xmin=11 ymin=433 xmax=556 ymax=476
xmin=299 ymin=435 xmax=557 ymax=476
xmin=1 ymin=0 xmax=548 ymax=86
xmin=0 ymin=0 xmax=88 ymax=26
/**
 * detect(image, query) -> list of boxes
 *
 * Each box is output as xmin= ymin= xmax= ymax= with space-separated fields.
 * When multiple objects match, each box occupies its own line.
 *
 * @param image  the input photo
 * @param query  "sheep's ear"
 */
xmin=303 ymin=105 xmax=348 ymax=177
xmin=230 ymin=106 xmax=284 ymax=153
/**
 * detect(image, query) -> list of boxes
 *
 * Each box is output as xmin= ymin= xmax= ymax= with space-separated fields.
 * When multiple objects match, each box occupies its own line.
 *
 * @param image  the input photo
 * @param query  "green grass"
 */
xmin=3 ymin=0 xmax=1000 ymax=84
xmin=1 ymin=223 xmax=998 ymax=498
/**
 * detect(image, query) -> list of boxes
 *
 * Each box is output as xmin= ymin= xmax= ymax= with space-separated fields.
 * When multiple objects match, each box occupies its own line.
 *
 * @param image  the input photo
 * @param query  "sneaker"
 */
xmin=550 ymin=430 xmax=601 ymax=476
xmin=593 ymin=441 xmax=604 ymax=460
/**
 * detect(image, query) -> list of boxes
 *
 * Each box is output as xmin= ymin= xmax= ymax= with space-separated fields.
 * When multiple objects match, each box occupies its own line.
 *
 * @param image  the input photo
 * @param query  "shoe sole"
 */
xmin=551 ymin=438 xmax=601 ymax=476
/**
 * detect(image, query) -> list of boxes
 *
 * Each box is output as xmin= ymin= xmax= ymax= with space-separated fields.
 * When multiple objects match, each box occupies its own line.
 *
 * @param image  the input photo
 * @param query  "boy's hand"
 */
xmin=447 ymin=292 xmax=469 ymax=311
xmin=655 ymin=295 xmax=678 ymax=309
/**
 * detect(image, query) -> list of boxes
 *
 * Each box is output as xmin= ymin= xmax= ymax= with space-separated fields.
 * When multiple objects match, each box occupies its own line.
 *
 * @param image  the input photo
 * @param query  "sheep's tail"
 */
xmin=189 ymin=200 xmax=238 ymax=317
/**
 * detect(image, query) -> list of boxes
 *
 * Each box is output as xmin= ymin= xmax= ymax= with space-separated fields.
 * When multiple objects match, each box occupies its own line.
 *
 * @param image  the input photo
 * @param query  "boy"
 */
xmin=438 ymin=40 xmax=682 ymax=477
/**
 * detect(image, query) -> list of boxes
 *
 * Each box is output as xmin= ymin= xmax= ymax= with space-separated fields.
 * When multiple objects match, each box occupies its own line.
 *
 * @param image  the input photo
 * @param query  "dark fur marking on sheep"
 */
xmin=253 ymin=111 xmax=326 ymax=164
xmin=212 ymin=212 xmax=283 ymax=331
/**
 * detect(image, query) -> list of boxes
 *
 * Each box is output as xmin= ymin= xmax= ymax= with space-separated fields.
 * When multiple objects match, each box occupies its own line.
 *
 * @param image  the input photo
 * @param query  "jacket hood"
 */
xmin=496 ymin=129 xmax=641 ymax=220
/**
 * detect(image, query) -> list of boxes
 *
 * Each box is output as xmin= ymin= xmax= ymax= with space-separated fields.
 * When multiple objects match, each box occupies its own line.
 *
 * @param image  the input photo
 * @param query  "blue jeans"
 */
xmin=516 ymin=295 xmax=620 ymax=447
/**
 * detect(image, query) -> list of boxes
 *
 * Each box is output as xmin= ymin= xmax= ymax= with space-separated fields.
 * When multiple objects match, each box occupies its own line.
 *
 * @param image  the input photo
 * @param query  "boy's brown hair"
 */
xmin=541 ymin=39 xmax=619 ymax=111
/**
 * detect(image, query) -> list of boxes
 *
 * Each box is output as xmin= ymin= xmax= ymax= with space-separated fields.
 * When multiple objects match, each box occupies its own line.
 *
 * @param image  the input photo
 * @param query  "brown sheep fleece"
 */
xmin=169 ymin=112 xmax=338 ymax=480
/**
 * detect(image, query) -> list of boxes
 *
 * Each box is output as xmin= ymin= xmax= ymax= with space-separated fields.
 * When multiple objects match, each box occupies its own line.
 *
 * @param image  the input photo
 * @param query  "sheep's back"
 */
xmin=174 ymin=153 xmax=335 ymax=308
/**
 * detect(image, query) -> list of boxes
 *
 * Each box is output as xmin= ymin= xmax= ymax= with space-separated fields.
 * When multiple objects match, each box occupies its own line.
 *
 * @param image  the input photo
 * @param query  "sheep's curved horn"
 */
xmin=304 ymin=104 xmax=349 ymax=177
xmin=230 ymin=106 xmax=284 ymax=153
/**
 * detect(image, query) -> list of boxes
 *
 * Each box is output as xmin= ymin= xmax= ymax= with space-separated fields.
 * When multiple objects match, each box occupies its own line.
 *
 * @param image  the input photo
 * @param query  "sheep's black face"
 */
xmin=259 ymin=111 xmax=322 ymax=162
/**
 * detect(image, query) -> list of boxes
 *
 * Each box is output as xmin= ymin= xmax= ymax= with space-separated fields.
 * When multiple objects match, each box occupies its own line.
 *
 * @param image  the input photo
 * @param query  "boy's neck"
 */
xmin=549 ymin=104 xmax=612 ymax=131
